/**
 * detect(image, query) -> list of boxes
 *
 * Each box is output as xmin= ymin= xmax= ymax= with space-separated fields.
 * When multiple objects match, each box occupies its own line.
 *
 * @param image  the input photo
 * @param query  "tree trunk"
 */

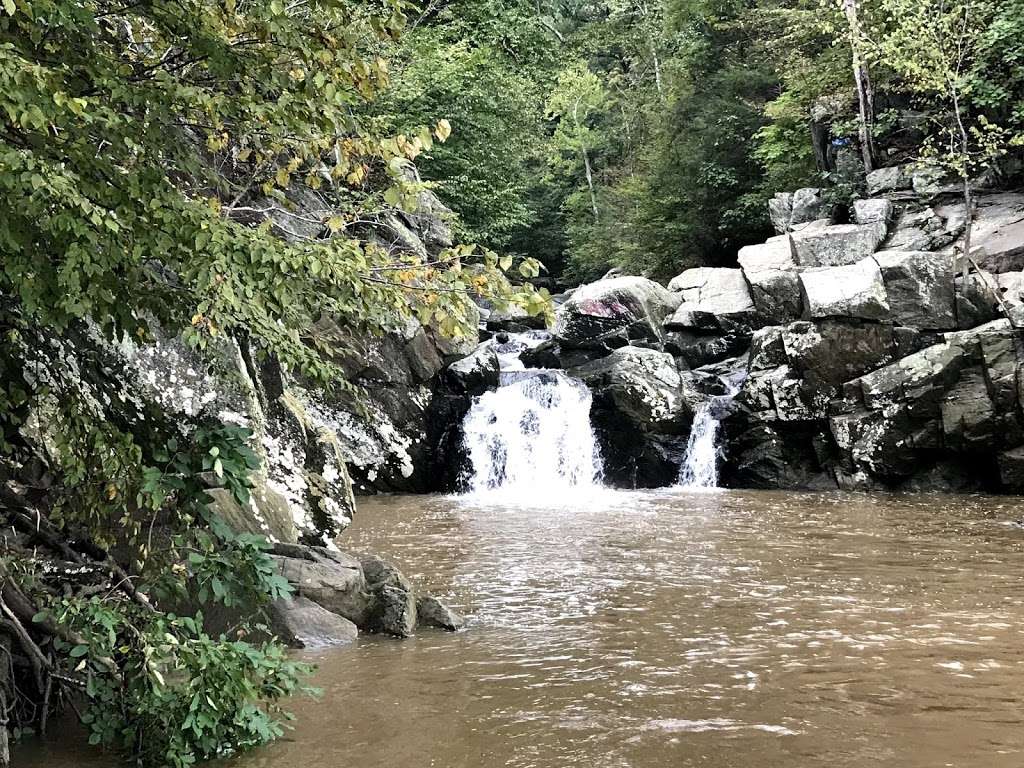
xmin=951 ymin=83 xmax=973 ymax=278
xmin=843 ymin=0 xmax=875 ymax=174
xmin=582 ymin=147 xmax=599 ymax=221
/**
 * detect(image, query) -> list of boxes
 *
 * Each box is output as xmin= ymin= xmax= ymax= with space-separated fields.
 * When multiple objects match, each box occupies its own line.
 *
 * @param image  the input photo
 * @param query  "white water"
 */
xmin=461 ymin=367 xmax=602 ymax=501
xmin=678 ymin=403 xmax=723 ymax=490
xmin=679 ymin=380 xmax=743 ymax=490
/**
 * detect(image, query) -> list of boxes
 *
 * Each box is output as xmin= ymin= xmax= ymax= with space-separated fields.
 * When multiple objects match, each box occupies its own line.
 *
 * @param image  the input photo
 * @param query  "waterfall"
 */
xmin=461 ymin=362 xmax=602 ymax=499
xmin=678 ymin=380 xmax=743 ymax=491
xmin=678 ymin=402 xmax=724 ymax=489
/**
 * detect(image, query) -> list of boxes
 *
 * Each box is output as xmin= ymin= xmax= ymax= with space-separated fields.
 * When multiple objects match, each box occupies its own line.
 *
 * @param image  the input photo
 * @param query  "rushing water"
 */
xmin=679 ymin=383 xmax=742 ymax=490
xmin=460 ymin=334 xmax=602 ymax=499
xmin=20 ymin=489 xmax=1024 ymax=768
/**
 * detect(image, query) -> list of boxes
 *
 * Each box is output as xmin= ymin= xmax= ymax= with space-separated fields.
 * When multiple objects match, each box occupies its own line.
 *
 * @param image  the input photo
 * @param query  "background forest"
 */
xmin=374 ymin=0 xmax=1024 ymax=282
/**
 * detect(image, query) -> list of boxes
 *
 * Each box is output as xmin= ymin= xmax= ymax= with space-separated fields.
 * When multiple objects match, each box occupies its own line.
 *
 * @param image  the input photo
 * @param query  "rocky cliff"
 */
xmin=467 ymin=169 xmax=1024 ymax=493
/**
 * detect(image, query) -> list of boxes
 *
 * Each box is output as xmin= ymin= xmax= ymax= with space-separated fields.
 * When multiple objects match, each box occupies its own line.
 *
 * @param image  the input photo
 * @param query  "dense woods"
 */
xmin=380 ymin=0 xmax=1024 ymax=281
xmin=0 ymin=0 xmax=1023 ymax=765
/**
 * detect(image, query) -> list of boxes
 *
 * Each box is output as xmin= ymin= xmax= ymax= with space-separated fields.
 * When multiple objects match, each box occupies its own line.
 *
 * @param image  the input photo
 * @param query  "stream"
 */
xmin=18 ymin=489 xmax=1024 ymax=767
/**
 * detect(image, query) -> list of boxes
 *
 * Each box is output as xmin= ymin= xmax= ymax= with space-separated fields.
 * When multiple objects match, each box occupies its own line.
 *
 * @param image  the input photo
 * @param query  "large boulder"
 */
xmin=799 ymin=257 xmax=890 ymax=321
xmin=665 ymin=268 xmax=757 ymax=331
xmin=361 ymin=555 xmax=417 ymax=637
xmin=569 ymin=347 xmax=698 ymax=486
xmin=443 ymin=342 xmax=500 ymax=394
xmin=791 ymin=222 xmax=887 ymax=267
xmin=553 ymin=276 xmax=681 ymax=350
xmin=853 ymin=198 xmax=894 ymax=226
xmin=782 ymin=320 xmax=897 ymax=391
xmin=768 ymin=188 xmax=835 ymax=234
xmin=882 ymin=202 xmax=965 ymax=252
xmin=269 ymin=596 xmax=359 ymax=649
xmin=967 ymin=193 xmax=1024 ymax=273
xmin=737 ymin=235 xmax=802 ymax=323
xmin=272 ymin=547 xmax=372 ymax=625
xmin=866 ymin=165 xmax=912 ymax=196
xmin=873 ymin=250 xmax=956 ymax=329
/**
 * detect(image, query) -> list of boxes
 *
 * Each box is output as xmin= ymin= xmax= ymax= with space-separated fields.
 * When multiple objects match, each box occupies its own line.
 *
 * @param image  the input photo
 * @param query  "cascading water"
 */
xmin=678 ymin=378 xmax=744 ymax=490
xmin=461 ymin=333 xmax=602 ymax=499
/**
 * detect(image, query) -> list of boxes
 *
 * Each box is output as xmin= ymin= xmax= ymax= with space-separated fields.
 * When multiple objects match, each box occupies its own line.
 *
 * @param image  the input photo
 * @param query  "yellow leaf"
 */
xmin=434 ymin=118 xmax=452 ymax=142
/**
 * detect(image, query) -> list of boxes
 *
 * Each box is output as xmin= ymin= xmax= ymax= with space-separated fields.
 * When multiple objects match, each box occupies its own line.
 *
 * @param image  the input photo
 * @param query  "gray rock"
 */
xmin=270 ymin=596 xmax=358 ymax=649
xmin=873 ymin=250 xmax=956 ymax=329
xmin=273 ymin=548 xmax=371 ymax=626
xmin=997 ymin=446 xmax=1024 ymax=492
xmin=782 ymin=320 xmax=896 ymax=390
xmin=866 ymin=164 xmax=912 ymax=196
xmin=791 ymin=222 xmax=887 ymax=267
xmin=665 ymin=268 xmax=756 ymax=331
xmin=883 ymin=203 xmax=965 ymax=252
xmin=737 ymin=236 xmax=802 ymax=323
xmin=553 ymin=276 xmax=681 ymax=349
xmin=768 ymin=188 xmax=834 ymax=234
xmin=416 ymin=595 xmax=465 ymax=631
xmin=362 ymin=555 xmax=417 ymax=637
xmin=747 ymin=326 xmax=788 ymax=371
xmin=444 ymin=342 xmax=499 ymax=394
xmin=799 ymin=257 xmax=890 ymax=321
xmin=939 ymin=367 xmax=998 ymax=450
xmin=570 ymin=347 xmax=690 ymax=430
xmin=955 ymin=271 xmax=1001 ymax=329
xmin=966 ymin=193 xmax=1024 ymax=273
xmin=853 ymin=198 xmax=894 ymax=226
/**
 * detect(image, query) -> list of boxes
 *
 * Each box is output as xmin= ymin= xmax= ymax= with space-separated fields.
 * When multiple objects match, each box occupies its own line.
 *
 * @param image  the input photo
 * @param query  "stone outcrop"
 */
xmin=521 ymin=183 xmax=1024 ymax=493
xmin=553 ymin=276 xmax=681 ymax=351
xmin=268 ymin=544 xmax=463 ymax=644
xmin=768 ymin=188 xmax=835 ymax=233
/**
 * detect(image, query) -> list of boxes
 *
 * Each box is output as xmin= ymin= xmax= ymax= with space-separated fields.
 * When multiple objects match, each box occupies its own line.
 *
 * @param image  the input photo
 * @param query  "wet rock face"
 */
xmin=569 ymin=346 xmax=696 ymax=487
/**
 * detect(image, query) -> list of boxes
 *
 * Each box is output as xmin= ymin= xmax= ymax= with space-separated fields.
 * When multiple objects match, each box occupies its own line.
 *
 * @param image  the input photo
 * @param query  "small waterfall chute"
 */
xmin=678 ymin=378 xmax=743 ymax=491
xmin=461 ymin=346 xmax=603 ymax=499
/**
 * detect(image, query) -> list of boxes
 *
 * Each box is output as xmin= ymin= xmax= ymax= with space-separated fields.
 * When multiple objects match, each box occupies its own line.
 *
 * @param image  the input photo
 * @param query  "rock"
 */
xmin=747 ymin=326 xmax=788 ymax=371
xmin=720 ymin=420 xmax=829 ymax=489
xmin=998 ymin=446 xmax=1024 ymax=492
xmin=269 ymin=596 xmax=359 ymax=649
xmin=966 ymin=193 xmax=1024 ymax=273
xmin=443 ymin=342 xmax=499 ymax=394
xmin=665 ymin=330 xmax=748 ymax=369
xmin=737 ymin=236 xmax=802 ymax=323
xmin=570 ymin=346 xmax=698 ymax=487
xmin=768 ymin=188 xmax=835 ymax=234
xmin=912 ymin=161 xmax=957 ymax=196
xmin=791 ymin=222 xmax=887 ymax=267
xmin=665 ymin=268 xmax=757 ymax=331
xmin=361 ymin=556 xmax=417 ymax=637
xmin=416 ymin=595 xmax=465 ymax=631
xmin=799 ymin=257 xmax=890 ymax=321
xmin=553 ymin=276 xmax=681 ymax=350
xmin=782 ymin=320 xmax=896 ymax=390
xmin=939 ymin=367 xmax=998 ymax=450
xmin=570 ymin=347 xmax=690 ymax=431
xmin=272 ymin=547 xmax=371 ymax=626
xmin=873 ymin=250 xmax=956 ymax=329
xmin=954 ymin=270 xmax=1001 ymax=330
xmin=866 ymin=164 xmax=912 ymax=196
xmin=883 ymin=203 xmax=965 ymax=252
xmin=853 ymin=198 xmax=894 ymax=226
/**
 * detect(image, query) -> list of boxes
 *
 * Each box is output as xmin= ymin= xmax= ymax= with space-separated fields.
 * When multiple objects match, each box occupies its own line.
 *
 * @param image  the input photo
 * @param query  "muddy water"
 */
xmin=16 ymin=490 xmax=1024 ymax=767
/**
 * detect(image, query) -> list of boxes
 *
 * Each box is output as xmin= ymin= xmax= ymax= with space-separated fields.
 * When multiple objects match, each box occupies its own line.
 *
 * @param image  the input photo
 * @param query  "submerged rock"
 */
xmin=270 ymin=596 xmax=359 ymax=649
xmin=416 ymin=595 xmax=466 ymax=631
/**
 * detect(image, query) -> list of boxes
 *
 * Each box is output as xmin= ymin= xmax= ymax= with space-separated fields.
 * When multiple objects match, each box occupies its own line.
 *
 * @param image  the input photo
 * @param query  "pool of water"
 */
xmin=16 ymin=489 xmax=1024 ymax=767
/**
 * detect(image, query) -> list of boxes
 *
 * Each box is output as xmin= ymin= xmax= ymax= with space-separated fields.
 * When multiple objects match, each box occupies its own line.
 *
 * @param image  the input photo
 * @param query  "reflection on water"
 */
xmin=15 ymin=490 xmax=1024 ymax=768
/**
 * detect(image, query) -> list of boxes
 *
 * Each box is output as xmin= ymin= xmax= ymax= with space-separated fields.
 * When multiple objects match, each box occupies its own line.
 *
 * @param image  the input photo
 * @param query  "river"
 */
xmin=15 ymin=489 xmax=1024 ymax=767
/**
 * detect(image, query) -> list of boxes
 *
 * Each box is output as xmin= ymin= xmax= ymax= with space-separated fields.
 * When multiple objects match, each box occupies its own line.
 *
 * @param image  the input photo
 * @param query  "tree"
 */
xmin=0 ymin=0 xmax=545 ymax=764
xmin=870 ymin=0 xmax=1014 ymax=276
xmin=547 ymin=62 xmax=609 ymax=222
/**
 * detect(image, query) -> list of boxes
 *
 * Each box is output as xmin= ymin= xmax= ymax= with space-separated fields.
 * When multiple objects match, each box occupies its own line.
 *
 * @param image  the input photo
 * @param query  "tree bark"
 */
xmin=843 ymin=0 xmax=875 ymax=174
